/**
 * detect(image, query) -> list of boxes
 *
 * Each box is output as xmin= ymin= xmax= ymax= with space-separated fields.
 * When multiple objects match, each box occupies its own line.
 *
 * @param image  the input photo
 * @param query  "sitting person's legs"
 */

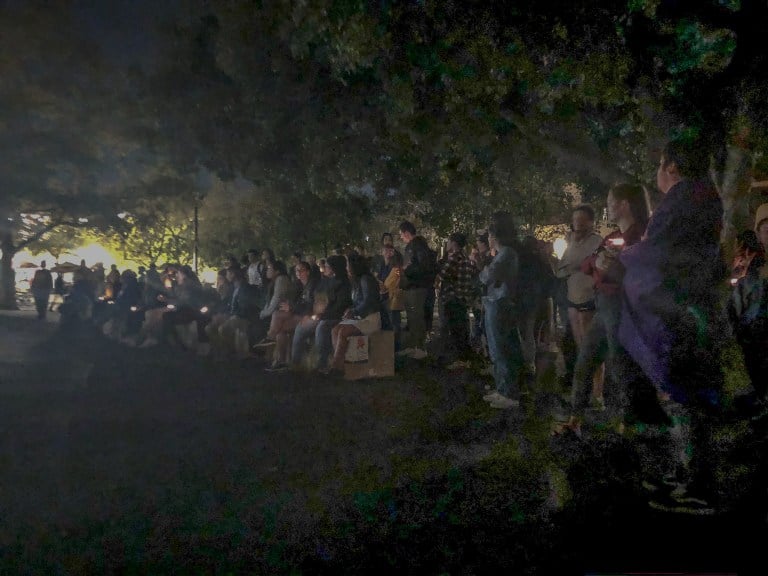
xmin=315 ymin=320 xmax=337 ymax=369
xmin=330 ymin=324 xmax=362 ymax=371
xmin=272 ymin=314 xmax=300 ymax=366
xmin=219 ymin=316 xmax=249 ymax=356
xmin=205 ymin=313 xmax=228 ymax=352
xmin=291 ymin=317 xmax=319 ymax=367
xmin=268 ymin=309 xmax=293 ymax=339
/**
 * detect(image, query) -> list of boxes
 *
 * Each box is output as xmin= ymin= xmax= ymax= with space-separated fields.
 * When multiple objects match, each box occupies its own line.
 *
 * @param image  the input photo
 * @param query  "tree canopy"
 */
xmin=3 ymin=0 xmax=768 ymax=307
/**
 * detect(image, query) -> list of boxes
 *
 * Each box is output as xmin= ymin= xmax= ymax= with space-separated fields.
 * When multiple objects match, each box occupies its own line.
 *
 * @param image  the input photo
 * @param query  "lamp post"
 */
xmin=193 ymin=201 xmax=199 ymax=274
xmin=192 ymin=166 xmax=213 ymax=275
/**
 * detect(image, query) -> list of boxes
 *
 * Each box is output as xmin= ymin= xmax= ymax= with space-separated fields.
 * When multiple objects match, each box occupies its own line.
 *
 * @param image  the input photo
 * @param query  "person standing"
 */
xmin=620 ymin=138 xmax=726 ymax=514
xmin=30 ymin=261 xmax=53 ymax=320
xmin=49 ymin=272 xmax=66 ymax=312
xmin=555 ymin=206 xmax=603 ymax=399
xmin=555 ymin=183 xmax=649 ymax=435
xmin=246 ymin=249 xmax=263 ymax=289
xmin=754 ymin=203 xmax=768 ymax=251
xmin=106 ymin=264 xmax=121 ymax=299
xmin=480 ymin=212 xmax=524 ymax=410
xmin=383 ymin=250 xmax=405 ymax=352
xmin=398 ymin=220 xmax=435 ymax=359
xmin=727 ymin=230 xmax=768 ymax=404
xmin=556 ymin=206 xmax=603 ymax=347
xmin=469 ymin=233 xmax=493 ymax=351
xmin=438 ymin=232 xmax=479 ymax=362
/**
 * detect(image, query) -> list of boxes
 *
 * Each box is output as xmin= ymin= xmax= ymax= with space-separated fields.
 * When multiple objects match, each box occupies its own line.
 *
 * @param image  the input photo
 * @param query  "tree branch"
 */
xmin=16 ymin=218 xmax=88 ymax=251
xmin=502 ymin=112 xmax=634 ymax=184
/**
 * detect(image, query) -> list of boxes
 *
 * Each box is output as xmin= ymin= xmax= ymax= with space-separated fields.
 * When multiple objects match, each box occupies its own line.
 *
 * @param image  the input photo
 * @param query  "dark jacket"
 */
xmin=144 ymin=269 xmax=164 ymax=307
xmin=31 ymin=269 xmax=53 ymax=293
xmin=229 ymin=283 xmax=261 ymax=322
xmin=174 ymin=280 xmax=204 ymax=309
xmin=403 ymin=235 xmax=435 ymax=289
xmin=619 ymin=178 xmax=725 ymax=402
xmin=319 ymin=277 xmax=353 ymax=321
xmin=351 ymin=274 xmax=380 ymax=318
xmin=294 ymin=277 xmax=319 ymax=317
xmin=115 ymin=276 xmax=141 ymax=310
xmin=210 ymin=283 xmax=234 ymax=314
xmin=728 ymin=261 xmax=768 ymax=344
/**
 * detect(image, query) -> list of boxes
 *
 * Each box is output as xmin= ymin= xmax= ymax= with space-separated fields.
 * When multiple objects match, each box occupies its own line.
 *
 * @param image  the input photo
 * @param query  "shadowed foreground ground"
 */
xmin=0 ymin=312 xmax=766 ymax=574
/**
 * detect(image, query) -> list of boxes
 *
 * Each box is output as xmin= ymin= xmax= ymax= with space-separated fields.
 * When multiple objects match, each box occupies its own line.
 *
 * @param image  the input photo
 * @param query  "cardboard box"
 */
xmin=344 ymin=335 xmax=370 ymax=363
xmin=344 ymin=331 xmax=395 ymax=380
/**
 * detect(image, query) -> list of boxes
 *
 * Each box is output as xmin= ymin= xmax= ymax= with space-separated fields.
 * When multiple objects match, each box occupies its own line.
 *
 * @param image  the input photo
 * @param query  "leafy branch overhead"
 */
xmin=2 ymin=0 xmax=767 ymax=298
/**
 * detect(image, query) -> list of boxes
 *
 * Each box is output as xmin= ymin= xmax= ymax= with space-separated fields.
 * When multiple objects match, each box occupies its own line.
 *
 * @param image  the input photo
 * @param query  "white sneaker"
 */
xmin=396 ymin=348 xmax=414 ymax=357
xmin=483 ymin=391 xmax=504 ymax=402
xmin=409 ymin=348 xmax=427 ymax=359
xmin=489 ymin=395 xmax=520 ymax=409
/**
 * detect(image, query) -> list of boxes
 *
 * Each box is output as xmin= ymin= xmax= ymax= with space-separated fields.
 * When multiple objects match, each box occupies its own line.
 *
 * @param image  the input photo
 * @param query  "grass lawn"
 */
xmin=0 ymin=314 xmax=766 ymax=574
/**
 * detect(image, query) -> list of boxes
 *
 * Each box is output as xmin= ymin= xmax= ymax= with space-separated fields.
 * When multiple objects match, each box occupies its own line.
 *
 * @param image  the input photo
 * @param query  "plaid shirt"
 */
xmin=439 ymin=250 xmax=479 ymax=306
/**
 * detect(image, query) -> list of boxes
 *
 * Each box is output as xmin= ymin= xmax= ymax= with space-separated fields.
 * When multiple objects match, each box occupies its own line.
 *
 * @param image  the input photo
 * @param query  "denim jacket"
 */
xmin=479 ymin=246 xmax=519 ymax=302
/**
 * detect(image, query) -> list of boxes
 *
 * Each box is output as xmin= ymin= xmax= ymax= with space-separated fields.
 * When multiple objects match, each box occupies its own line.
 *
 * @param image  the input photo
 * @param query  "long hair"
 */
xmin=487 ymin=211 xmax=518 ymax=247
xmin=347 ymin=253 xmax=370 ymax=279
xmin=610 ymin=183 xmax=650 ymax=232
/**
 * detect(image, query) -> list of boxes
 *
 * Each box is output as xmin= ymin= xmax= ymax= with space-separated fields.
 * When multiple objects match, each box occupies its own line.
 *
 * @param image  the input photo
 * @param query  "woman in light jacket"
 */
xmin=323 ymin=254 xmax=381 ymax=374
xmin=255 ymin=261 xmax=294 ymax=340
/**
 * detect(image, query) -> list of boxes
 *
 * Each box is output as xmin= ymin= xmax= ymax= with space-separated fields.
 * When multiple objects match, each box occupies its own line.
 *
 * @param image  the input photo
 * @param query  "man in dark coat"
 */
xmin=30 ymin=261 xmax=53 ymax=320
xmin=618 ymin=138 xmax=727 ymax=514
xmin=398 ymin=220 xmax=436 ymax=357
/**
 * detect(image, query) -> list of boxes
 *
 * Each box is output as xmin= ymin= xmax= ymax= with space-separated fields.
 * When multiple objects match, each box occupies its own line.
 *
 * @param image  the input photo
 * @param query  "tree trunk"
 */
xmin=0 ymin=231 xmax=18 ymax=310
xmin=714 ymin=143 xmax=753 ymax=254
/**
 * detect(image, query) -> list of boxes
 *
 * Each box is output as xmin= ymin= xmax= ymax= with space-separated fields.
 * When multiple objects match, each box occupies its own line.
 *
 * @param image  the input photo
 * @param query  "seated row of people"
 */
xmin=93 ymin=252 xmax=401 ymax=375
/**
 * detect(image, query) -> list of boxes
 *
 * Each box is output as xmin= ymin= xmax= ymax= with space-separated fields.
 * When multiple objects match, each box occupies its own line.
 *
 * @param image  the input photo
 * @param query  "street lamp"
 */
xmin=193 ymin=198 xmax=199 ymax=274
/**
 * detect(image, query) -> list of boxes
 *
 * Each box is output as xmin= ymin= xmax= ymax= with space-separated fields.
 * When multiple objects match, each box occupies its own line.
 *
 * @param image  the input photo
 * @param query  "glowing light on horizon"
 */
xmin=68 ymin=244 xmax=117 ymax=268
xmin=553 ymin=238 xmax=568 ymax=259
xmin=200 ymin=270 xmax=217 ymax=284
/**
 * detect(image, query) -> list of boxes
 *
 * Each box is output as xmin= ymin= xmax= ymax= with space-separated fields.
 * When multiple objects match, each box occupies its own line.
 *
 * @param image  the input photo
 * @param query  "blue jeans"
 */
xmin=315 ymin=319 xmax=337 ymax=369
xmin=291 ymin=318 xmax=338 ymax=368
xmin=571 ymin=292 xmax=624 ymax=418
xmin=291 ymin=318 xmax=319 ymax=367
xmin=483 ymin=297 xmax=523 ymax=399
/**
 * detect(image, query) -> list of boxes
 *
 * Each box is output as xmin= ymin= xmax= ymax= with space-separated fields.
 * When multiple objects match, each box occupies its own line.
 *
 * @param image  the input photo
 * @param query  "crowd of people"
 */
xmin=28 ymin=137 xmax=768 ymax=516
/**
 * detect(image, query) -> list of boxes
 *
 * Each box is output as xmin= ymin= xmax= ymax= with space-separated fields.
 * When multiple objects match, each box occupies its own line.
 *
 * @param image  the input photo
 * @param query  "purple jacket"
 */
xmin=618 ymin=179 xmax=724 ymax=402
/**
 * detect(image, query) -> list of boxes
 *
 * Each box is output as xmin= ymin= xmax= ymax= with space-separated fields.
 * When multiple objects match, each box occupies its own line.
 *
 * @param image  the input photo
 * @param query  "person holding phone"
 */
xmin=555 ymin=183 xmax=648 ymax=436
